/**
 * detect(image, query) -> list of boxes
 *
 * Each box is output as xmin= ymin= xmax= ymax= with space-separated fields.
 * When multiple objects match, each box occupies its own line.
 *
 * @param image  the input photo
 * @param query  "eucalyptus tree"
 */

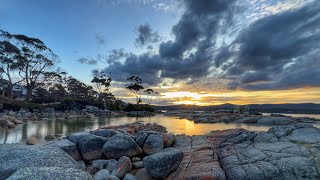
xmin=126 ymin=76 xmax=144 ymax=104
xmin=91 ymin=71 xmax=113 ymax=109
xmin=0 ymin=30 xmax=21 ymax=98
xmin=1 ymin=30 xmax=59 ymax=100
xmin=144 ymin=88 xmax=158 ymax=105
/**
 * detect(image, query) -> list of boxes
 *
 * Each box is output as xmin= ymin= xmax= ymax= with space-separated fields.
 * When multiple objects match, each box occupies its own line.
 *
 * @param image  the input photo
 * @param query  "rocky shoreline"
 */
xmin=165 ymin=111 xmax=319 ymax=125
xmin=2 ymin=122 xmax=320 ymax=179
xmin=1 ymin=112 xmax=320 ymax=179
xmin=0 ymin=107 xmax=156 ymax=130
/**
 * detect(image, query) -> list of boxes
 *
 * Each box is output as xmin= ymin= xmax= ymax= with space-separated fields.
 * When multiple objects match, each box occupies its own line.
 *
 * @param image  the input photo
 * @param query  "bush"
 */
xmin=20 ymin=102 xmax=44 ymax=111
xmin=124 ymin=103 xmax=155 ymax=112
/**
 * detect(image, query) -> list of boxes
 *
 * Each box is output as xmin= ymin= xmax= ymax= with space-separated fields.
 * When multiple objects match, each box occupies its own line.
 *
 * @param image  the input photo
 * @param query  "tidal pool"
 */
xmin=0 ymin=114 xmax=273 ymax=144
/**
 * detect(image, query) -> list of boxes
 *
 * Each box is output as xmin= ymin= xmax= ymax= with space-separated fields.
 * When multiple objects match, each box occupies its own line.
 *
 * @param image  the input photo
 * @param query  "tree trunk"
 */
xmin=7 ymin=84 xmax=13 ymax=99
xmin=25 ymin=86 xmax=33 ymax=101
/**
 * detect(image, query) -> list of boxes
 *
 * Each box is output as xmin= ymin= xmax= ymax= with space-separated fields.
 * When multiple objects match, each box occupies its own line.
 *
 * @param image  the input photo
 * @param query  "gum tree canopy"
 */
xmin=126 ymin=76 xmax=144 ymax=104
xmin=0 ymin=30 xmax=59 ymax=100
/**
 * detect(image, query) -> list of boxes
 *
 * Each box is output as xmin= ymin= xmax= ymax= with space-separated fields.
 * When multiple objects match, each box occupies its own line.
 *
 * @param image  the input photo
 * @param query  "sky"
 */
xmin=1 ymin=0 xmax=320 ymax=105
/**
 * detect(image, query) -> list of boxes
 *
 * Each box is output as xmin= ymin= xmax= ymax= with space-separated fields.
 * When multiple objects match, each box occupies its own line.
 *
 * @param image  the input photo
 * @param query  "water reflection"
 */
xmin=0 ymin=115 xmax=276 ymax=144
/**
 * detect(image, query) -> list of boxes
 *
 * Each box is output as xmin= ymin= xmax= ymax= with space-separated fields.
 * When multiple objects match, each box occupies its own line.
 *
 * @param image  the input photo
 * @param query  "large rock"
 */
xmin=102 ymin=134 xmax=142 ymax=159
xmin=0 ymin=144 xmax=80 ymax=179
xmin=79 ymin=136 xmax=108 ymax=161
xmin=67 ymin=132 xmax=96 ymax=145
xmin=257 ymin=117 xmax=295 ymax=125
xmin=90 ymin=129 xmax=119 ymax=137
xmin=143 ymin=148 xmax=183 ymax=179
xmin=143 ymin=134 xmax=164 ymax=155
xmin=111 ymin=156 xmax=132 ymax=178
xmin=46 ymin=139 xmax=81 ymax=161
xmin=91 ymin=160 xmax=109 ymax=171
xmin=6 ymin=167 xmax=91 ymax=180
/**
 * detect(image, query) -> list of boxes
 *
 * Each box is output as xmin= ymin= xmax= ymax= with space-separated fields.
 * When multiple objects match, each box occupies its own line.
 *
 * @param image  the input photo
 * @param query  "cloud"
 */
xmin=135 ymin=23 xmax=160 ymax=47
xmin=216 ymin=0 xmax=320 ymax=90
xmin=78 ymin=57 xmax=98 ymax=65
xmin=101 ymin=0 xmax=240 ymax=85
xmin=95 ymin=32 xmax=106 ymax=45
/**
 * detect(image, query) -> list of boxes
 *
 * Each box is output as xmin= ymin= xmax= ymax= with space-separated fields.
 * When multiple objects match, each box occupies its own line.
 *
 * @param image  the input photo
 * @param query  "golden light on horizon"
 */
xmin=155 ymin=87 xmax=320 ymax=106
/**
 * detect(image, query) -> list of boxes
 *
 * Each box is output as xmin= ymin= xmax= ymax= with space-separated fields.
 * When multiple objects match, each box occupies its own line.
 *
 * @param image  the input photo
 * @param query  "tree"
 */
xmin=125 ymin=76 xmax=144 ymax=104
xmin=1 ymin=30 xmax=59 ymax=101
xmin=144 ymin=88 xmax=158 ymax=105
xmin=0 ymin=31 xmax=22 ymax=98
xmin=66 ymin=76 xmax=96 ymax=99
xmin=91 ymin=71 xmax=112 ymax=109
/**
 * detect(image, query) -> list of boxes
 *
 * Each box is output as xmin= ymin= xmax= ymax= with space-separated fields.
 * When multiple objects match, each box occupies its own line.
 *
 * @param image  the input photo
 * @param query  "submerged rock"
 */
xmin=143 ymin=148 xmax=183 ymax=179
xmin=26 ymin=136 xmax=38 ymax=145
xmin=6 ymin=167 xmax=91 ymax=180
xmin=102 ymin=134 xmax=142 ymax=159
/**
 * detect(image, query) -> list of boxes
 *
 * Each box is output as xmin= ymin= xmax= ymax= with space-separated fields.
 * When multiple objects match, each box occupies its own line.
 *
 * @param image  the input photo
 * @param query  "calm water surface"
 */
xmin=1 ymin=114 xmax=319 ymax=144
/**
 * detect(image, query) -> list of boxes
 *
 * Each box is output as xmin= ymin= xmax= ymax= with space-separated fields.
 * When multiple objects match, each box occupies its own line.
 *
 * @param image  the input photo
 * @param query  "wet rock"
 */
xmin=94 ymin=169 xmax=111 ymax=180
xmin=29 ymin=114 xmax=38 ymax=121
xmin=123 ymin=173 xmax=137 ymax=180
xmin=111 ymin=156 xmax=132 ymax=178
xmin=44 ymin=134 xmax=55 ymax=140
xmin=0 ymin=144 xmax=79 ymax=179
xmin=143 ymin=134 xmax=164 ymax=155
xmin=143 ymin=148 xmax=183 ymax=179
xmin=6 ymin=167 xmax=91 ymax=180
xmin=79 ymin=136 xmax=108 ymax=161
xmin=5 ymin=121 xmax=16 ymax=128
xmin=26 ymin=136 xmax=38 ymax=145
xmin=46 ymin=139 xmax=81 ymax=161
xmin=102 ymin=134 xmax=142 ymax=159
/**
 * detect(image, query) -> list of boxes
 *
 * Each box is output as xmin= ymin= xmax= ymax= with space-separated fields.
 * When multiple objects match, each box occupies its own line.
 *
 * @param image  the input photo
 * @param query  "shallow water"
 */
xmin=0 ymin=114 xmax=319 ymax=144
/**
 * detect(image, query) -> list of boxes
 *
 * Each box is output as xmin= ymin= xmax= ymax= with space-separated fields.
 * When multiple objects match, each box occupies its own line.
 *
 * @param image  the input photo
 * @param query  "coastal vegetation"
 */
xmin=0 ymin=30 xmax=156 ymax=112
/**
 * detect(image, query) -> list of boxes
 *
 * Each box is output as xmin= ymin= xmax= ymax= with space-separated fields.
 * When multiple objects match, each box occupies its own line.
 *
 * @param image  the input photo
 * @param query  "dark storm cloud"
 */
xmin=135 ymin=23 xmax=160 ymax=47
xmin=101 ymin=0 xmax=240 ymax=85
xmin=217 ymin=0 xmax=320 ymax=90
xmin=104 ymin=53 xmax=164 ymax=85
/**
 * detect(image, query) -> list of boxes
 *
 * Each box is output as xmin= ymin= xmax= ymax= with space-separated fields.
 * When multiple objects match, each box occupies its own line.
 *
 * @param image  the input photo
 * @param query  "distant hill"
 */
xmin=155 ymin=103 xmax=320 ymax=114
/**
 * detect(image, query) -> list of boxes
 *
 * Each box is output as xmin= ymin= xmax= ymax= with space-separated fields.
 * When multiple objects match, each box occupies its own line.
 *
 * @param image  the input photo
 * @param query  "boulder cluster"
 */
xmin=0 ymin=123 xmax=183 ymax=180
xmin=165 ymin=111 xmax=319 ymax=125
